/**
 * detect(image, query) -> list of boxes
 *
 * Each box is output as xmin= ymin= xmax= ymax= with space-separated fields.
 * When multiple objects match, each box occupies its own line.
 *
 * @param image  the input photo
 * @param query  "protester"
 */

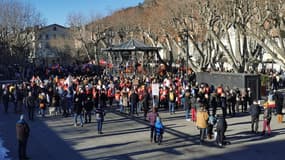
xmin=147 ymin=107 xmax=159 ymax=143
xmin=196 ymin=106 xmax=209 ymax=145
xmin=276 ymin=92 xmax=284 ymax=123
xmin=84 ymin=87 xmax=93 ymax=123
xmin=2 ymin=88 xmax=9 ymax=113
xmin=207 ymin=111 xmax=217 ymax=140
xmin=262 ymin=101 xmax=272 ymax=136
xmin=168 ymin=87 xmax=176 ymax=115
xmin=220 ymin=93 xmax=227 ymax=117
xmin=95 ymin=106 xmax=105 ymax=134
xmin=228 ymin=89 xmax=237 ymax=117
xmin=38 ymin=92 xmax=47 ymax=118
xmin=26 ymin=92 xmax=35 ymax=121
xmin=121 ymin=88 xmax=129 ymax=113
xmin=216 ymin=114 xmax=227 ymax=147
xmin=129 ymin=89 xmax=139 ymax=116
xmin=16 ymin=114 xmax=30 ymax=160
xmin=73 ymin=89 xmax=84 ymax=127
xmin=192 ymin=97 xmax=200 ymax=122
xmin=142 ymin=87 xmax=150 ymax=120
xmin=155 ymin=116 xmax=164 ymax=145
xmin=249 ymin=100 xmax=261 ymax=133
xmin=184 ymin=90 xmax=191 ymax=121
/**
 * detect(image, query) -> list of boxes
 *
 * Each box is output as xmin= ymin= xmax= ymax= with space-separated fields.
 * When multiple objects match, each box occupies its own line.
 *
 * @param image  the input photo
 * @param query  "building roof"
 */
xmin=39 ymin=24 xmax=69 ymax=31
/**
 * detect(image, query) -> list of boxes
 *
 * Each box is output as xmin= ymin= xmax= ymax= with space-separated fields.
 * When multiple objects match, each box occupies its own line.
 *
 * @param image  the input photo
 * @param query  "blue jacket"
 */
xmin=155 ymin=120 xmax=164 ymax=135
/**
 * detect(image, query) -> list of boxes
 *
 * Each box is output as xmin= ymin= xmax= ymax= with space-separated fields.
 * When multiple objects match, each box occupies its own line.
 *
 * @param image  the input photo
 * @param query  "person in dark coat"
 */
xmin=26 ymin=92 xmax=35 ymax=121
xmin=249 ymin=100 xmax=261 ymax=133
xmin=129 ymin=89 xmax=139 ymax=116
xmin=209 ymin=93 xmax=218 ymax=116
xmin=95 ymin=106 xmax=105 ymax=134
xmin=276 ymin=92 xmax=284 ymax=123
xmin=99 ymin=89 xmax=108 ymax=108
xmin=73 ymin=89 xmax=84 ymax=127
xmin=216 ymin=114 xmax=227 ymax=147
xmin=93 ymin=88 xmax=99 ymax=109
xmin=142 ymin=88 xmax=150 ymax=120
xmin=184 ymin=91 xmax=191 ymax=121
xmin=228 ymin=89 xmax=237 ymax=117
xmin=84 ymin=89 xmax=93 ymax=123
xmin=16 ymin=114 xmax=30 ymax=160
xmin=2 ymin=89 xmax=9 ymax=113
xmin=220 ymin=93 xmax=227 ymax=117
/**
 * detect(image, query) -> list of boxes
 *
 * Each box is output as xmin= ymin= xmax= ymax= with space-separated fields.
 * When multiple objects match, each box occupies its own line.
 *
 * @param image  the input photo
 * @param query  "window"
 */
xmin=53 ymin=34 xmax=56 ymax=39
xmin=45 ymin=34 xmax=49 ymax=40
xmin=53 ymin=26 xmax=57 ymax=31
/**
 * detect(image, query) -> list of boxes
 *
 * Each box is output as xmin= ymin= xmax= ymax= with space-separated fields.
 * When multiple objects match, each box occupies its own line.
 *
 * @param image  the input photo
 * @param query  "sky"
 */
xmin=24 ymin=0 xmax=144 ymax=26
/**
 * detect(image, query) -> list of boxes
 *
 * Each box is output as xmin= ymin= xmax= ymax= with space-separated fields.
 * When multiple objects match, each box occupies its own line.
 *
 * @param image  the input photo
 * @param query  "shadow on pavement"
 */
xmin=192 ymin=140 xmax=285 ymax=160
xmin=0 ymin=104 xmax=86 ymax=160
xmin=77 ymin=141 xmax=137 ymax=152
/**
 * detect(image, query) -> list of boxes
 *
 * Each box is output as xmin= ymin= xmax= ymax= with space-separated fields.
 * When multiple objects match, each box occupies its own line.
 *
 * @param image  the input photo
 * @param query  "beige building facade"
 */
xmin=33 ymin=24 xmax=75 ymax=65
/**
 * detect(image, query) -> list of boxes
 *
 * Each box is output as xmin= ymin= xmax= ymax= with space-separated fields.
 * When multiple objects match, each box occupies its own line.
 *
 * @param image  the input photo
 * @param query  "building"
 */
xmin=33 ymin=24 xmax=75 ymax=65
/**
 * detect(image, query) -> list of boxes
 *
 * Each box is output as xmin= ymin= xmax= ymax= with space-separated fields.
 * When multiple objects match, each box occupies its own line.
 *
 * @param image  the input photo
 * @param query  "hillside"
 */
xmin=92 ymin=0 xmax=202 ymax=43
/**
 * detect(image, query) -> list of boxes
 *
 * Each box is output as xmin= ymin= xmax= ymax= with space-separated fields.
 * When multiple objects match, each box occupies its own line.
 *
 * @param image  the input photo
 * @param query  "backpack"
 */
xmin=169 ymin=92 xmax=175 ymax=101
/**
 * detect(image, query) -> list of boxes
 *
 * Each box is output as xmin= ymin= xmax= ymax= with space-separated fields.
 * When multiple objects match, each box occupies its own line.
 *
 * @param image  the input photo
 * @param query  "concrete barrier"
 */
xmin=196 ymin=72 xmax=261 ymax=100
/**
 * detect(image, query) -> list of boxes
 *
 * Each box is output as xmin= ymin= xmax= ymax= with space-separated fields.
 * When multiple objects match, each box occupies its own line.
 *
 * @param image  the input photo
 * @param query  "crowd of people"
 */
xmin=1 ymin=63 xmax=284 ymax=159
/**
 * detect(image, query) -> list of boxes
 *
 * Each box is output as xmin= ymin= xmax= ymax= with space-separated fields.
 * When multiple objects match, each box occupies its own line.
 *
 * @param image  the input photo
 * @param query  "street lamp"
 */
xmin=179 ymin=29 xmax=190 ymax=74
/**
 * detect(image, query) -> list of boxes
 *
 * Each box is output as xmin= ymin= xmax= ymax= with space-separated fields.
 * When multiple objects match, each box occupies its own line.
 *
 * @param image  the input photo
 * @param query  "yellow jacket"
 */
xmin=196 ymin=110 xmax=209 ymax=129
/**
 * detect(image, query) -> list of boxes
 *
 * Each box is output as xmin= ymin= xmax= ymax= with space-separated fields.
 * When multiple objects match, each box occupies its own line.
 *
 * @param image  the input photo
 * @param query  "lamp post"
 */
xmin=179 ymin=29 xmax=189 ymax=74
xmin=106 ymin=29 xmax=115 ymax=73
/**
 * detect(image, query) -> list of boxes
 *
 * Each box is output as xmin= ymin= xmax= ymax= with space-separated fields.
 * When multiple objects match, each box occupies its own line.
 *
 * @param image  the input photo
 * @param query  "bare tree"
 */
xmin=244 ymin=0 xmax=285 ymax=65
xmin=67 ymin=12 xmax=112 ymax=64
xmin=0 ymin=0 xmax=45 ymax=64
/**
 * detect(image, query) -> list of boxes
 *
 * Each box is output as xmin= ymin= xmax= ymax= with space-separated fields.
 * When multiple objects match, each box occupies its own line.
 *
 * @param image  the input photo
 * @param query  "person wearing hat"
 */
xmin=16 ymin=114 xmax=30 ymax=160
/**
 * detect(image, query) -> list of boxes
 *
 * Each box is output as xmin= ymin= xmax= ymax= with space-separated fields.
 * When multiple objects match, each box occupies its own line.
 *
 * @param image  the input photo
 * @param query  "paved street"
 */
xmin=0 ymin=104 xmax=285 ymax=160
